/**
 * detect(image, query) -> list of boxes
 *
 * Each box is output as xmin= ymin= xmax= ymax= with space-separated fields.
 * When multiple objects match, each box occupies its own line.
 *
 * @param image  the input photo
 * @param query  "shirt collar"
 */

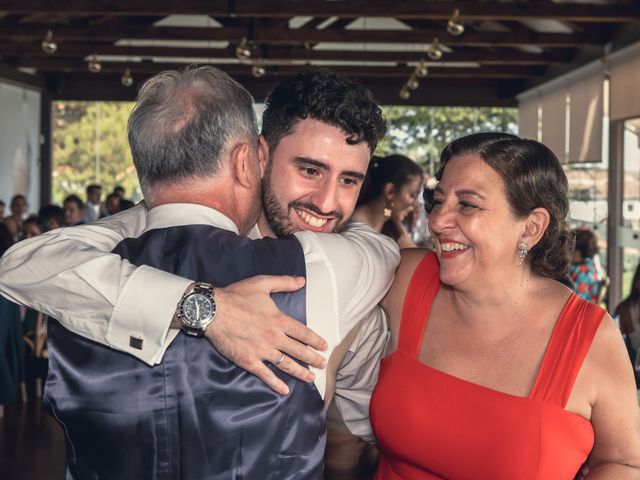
xmin=146 ymin=203 xmax=240 ymax=235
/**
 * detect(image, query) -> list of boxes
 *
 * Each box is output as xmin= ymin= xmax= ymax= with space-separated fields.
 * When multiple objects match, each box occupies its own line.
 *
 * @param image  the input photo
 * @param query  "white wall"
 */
xmin=0 ymin=81 xmax=41 ymax=214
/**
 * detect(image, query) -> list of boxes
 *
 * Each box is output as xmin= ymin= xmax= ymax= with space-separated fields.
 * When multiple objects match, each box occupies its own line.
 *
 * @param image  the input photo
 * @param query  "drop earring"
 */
xmin=518 ymin=242 xmax=529 ymax=266
xmin=383 ymin=201 xmax=393 ymax=219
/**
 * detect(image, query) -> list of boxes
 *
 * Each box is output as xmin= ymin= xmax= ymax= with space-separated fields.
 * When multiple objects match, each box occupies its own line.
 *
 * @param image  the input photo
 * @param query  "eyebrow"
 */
xmin=434 ymin=186 xmax=486 ymax=199
xmin=293 ymin=156 xmax=366 ymax=181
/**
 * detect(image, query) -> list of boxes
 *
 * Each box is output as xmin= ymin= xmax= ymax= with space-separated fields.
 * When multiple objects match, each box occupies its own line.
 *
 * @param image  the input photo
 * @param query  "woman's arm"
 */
xmin=585 ymin=314 xmax=640 ymax=478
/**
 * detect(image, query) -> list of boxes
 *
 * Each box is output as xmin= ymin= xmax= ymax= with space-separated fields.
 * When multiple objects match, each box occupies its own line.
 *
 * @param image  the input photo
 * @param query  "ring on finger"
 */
xmin=274 ymin=353 xmax=286 ymax=366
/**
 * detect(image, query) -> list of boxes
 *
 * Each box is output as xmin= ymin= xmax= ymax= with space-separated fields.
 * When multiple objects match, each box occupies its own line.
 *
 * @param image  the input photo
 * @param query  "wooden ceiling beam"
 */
xmin=0 ymin=1 xmax=636 ymax=22
xmin=0 ymin=24 xmax=604 ymax=48
xmin=0 ymin=43 xmax=571 ymax=65
xmin=7 ymin=58 xmax=545 ymax=78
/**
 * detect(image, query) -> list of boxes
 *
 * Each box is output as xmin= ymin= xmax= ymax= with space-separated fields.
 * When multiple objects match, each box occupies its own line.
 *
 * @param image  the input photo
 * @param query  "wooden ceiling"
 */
xmin=0 ymin=0 xmax=639 ymax=106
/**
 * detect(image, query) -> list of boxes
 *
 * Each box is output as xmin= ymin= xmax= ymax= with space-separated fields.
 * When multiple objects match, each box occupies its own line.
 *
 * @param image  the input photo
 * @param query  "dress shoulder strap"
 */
xmin=530 ymin=294 xmax=606 ymax=406
xmin=397 ymin=252 xmax=440 ymax=357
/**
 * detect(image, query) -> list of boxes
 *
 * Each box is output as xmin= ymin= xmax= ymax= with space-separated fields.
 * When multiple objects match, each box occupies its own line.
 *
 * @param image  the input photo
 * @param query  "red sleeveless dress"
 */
xmin=370 ymin=252 xmax=604 ymax=479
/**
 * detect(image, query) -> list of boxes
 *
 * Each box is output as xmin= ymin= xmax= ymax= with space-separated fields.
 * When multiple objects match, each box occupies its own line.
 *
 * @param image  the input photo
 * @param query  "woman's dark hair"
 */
xmin=0 ymin=222 xmax=14 ymax=257
xmin=425 ymin=132 xmax=574 ymax=281
xmin=573 ymin=228 xmax=599 ymax=259
xmin=357 ymin=154 xmax=423 ymax=206
xmin=627 ymin=263 xmax=640 ymax=303
xmin=261 ymin=68 xmax=387 ymax=154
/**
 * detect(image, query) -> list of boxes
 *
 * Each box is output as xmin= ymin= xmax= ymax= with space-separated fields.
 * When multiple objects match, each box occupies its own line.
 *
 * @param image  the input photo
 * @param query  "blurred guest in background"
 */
xmin=615 ymin=263 xmax=640 ymax=372
xmin=0 ymin=222 xmax=23 ymax=415
xmin=63 ymin=195 xmax=85 ymax=226
xmin=104 ymin=192 xmax=121 ymax=217
xmin=569 ymin=228 xmax=606 ymax=304
xmin=83 ymin=184 xmax=102 ymax=223
xmin=113 ymin=186 xmax=125 ymax=198
xmin=0 ymin=200 xmax=5 ymax=219
xmin=38 ymin=205 xmax=65 ymax=232
xmin=4 ymin=194 xmax=28 ymax=241
xmin=119 ymin=199 xmax=135 ymax=211
xmin=352 ymin=154 xmax=423 ymax=248
xmin=21 ymin=216 xmax=42 ymax=239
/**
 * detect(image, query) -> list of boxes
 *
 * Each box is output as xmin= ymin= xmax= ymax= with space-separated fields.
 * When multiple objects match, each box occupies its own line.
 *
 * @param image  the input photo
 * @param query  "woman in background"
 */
xmin=371 ymin=132 xmax=640 ymax=479
xmin=615 ymin=263 xmax=640 ymax=376
xmin=569 ymin=228 xmax=606 ymax=304
xmin=352 ymin=154 xmax=423 ymax=248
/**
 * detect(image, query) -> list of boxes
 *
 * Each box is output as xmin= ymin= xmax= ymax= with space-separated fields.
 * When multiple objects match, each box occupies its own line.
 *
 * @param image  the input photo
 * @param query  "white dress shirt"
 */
xmin=0 ymin=202 xmax=397 ymax=439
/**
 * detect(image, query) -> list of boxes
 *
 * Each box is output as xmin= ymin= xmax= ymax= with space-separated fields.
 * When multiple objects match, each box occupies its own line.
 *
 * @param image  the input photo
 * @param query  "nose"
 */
xmin=428 ymin=202 xmax=456 ymax=234
xmin=310 ymin=177 xmax=339 ymax=215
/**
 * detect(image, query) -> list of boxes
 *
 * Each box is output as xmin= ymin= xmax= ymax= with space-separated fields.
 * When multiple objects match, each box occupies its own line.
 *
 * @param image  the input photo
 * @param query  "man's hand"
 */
xmin=204 ymin=275 xmax=328 ymax=395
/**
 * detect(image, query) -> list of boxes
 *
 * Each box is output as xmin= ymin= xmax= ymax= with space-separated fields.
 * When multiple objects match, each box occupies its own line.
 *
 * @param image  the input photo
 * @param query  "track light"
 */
xmin=41 ymin=30 xmax=58 ymax=54
xmin=87 ymin=53 xmax=102 ymax=73
xmin=121 ymin=68 xmax=134 ymax=87
xmin=406 ymin=74 xmax=419 ymax=90
xmin=251 ymin=62 xmax=266 ymax=78
xmin=399 ymin=85 xmax=411 ymax=100
xmin=415 ymin=58 xmax=429 ymax=78
xmin=447 ymin=9 xmax=465 ymax=36
xmin=427 ymin=38 xmax=443 ymax=61
xmin=235 ymin=38 xmax=252 ymax=61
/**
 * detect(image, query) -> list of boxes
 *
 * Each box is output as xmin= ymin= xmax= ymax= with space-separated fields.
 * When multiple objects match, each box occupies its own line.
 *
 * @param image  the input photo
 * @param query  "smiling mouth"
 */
xmin=439 ymin=241 xmax=470 ymax=253
xmin=294 ymin=208 xmax=330 ymax=228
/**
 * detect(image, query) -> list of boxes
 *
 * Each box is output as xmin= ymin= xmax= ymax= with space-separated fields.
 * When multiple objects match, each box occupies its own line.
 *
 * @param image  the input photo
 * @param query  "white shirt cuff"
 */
xmin=106 ymin=265 xmax=192 ymax=365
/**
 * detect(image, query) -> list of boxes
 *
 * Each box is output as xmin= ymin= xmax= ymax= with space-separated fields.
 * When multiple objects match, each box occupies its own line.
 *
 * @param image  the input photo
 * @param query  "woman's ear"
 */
xmin=521 ymin=207 xmax=550 ymax=248
xmin=383 ymin=182 xmax=395 ymax=201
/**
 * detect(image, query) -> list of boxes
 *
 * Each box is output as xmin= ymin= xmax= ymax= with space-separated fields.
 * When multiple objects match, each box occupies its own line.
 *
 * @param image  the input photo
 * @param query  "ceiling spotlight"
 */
xmin=415 ymin=59 xmax=429 ymax=78
xmin=41 ymin=30 xmax=58 ymax=54
xmin=251 ymin=62 xmax=266 ymax=78
xmin=87 ymin=53 xmax=102 ymax=73
xmin=406 ymin=74 xmax=419 ymax=90
xmin=447 ymin=9 xmax=465 ymax=36
xmin=427 ymin=38 xmax=443 ymax=61
xmin=121 ymin=68 xmax=134 ymax=87
xmin=235 ymin=37 xmax=252 ymax=61
xmin=399 ymin=85 xmax=411 ymax=100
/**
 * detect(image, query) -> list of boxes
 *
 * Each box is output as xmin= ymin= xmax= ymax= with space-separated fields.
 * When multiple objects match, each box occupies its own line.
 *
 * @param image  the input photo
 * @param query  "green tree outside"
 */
xmin=52 ymin=101 xmax=139 ymax=204
xmin=377 ymin=106 xmax=518 ymax=175
xmin=51 ymin=102 xmax=517 ymax=203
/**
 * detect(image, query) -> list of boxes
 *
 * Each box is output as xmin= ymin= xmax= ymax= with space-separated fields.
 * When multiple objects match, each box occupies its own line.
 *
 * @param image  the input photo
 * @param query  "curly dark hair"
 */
xmin=425 ymin=132 xmax=574 ymax=281
xmin=573 ymin=228 xmax=599 ymax=259
xmin=261 ymin=68 xmax=387 ymax=154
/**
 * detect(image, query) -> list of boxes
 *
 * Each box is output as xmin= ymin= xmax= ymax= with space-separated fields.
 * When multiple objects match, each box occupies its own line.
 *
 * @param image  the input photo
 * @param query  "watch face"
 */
xmin=182 ymin=293 xmax=216 ymax=328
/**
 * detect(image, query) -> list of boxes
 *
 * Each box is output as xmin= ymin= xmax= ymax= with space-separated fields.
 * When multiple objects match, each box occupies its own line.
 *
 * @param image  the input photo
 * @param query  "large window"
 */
xmin=51 ymin=101 xmax=139 ymax=205
xmin=621 ymin=118 xmax=640 ymax=298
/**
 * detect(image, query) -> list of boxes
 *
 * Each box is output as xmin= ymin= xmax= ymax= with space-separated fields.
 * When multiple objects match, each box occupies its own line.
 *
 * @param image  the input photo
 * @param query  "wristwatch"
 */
xmin=177 ymin=282 xmax=217 ymax=337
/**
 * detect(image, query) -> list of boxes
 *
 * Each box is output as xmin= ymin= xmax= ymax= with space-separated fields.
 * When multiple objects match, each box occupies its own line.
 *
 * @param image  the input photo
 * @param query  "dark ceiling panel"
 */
xmin=0 ymin=1 xmax=636 ymax=106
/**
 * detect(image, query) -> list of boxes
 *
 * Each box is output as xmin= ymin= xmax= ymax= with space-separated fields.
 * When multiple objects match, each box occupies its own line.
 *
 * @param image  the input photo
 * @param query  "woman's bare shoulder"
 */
xmin=382 ymin=248 xmax=434 ymax=349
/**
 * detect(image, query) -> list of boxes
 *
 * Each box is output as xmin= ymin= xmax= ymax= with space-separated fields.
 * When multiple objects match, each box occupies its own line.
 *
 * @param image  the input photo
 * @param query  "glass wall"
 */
xmin=565 ymin=159 xmax=609 ymax=278
xmin=621 ymin=118 xmax=640 ymax=299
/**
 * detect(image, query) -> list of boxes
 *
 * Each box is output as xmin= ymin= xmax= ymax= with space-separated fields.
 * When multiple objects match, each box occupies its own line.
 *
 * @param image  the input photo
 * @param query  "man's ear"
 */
xmin=258 ymin=135 xmax=269 ymax=178
xmin=521 ymin=207 xmax=550 ymax=248
xmin=230 ymin=141 xmax=257 ymax=190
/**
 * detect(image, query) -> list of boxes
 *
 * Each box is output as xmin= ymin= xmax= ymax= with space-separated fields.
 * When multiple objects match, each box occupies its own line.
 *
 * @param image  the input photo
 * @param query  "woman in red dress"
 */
xmin=370 ymin=133 xmax=640 ymax=479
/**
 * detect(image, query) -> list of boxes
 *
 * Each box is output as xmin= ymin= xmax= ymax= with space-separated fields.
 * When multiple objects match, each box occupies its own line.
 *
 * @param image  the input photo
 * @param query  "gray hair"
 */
xmin=127 ymin=66 xmax=258 ymax=197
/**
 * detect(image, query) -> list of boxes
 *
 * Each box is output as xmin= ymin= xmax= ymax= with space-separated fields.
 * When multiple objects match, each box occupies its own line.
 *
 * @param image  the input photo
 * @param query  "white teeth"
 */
xmin=440 ymin=242 xmax=469 ymax=252
xmin=297 ymin=209 xmax=328 ymax=228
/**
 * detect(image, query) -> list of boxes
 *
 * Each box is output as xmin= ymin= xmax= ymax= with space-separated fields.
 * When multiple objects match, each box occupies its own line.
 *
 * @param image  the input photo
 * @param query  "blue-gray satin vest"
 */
xmin=43 ymin=224 xmax=325 ymax=479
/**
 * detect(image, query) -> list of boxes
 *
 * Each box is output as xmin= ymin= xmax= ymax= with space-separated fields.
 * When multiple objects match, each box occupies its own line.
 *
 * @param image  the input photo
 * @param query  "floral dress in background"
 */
xmin=569 ymin=257 xmax=603 ymax=304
